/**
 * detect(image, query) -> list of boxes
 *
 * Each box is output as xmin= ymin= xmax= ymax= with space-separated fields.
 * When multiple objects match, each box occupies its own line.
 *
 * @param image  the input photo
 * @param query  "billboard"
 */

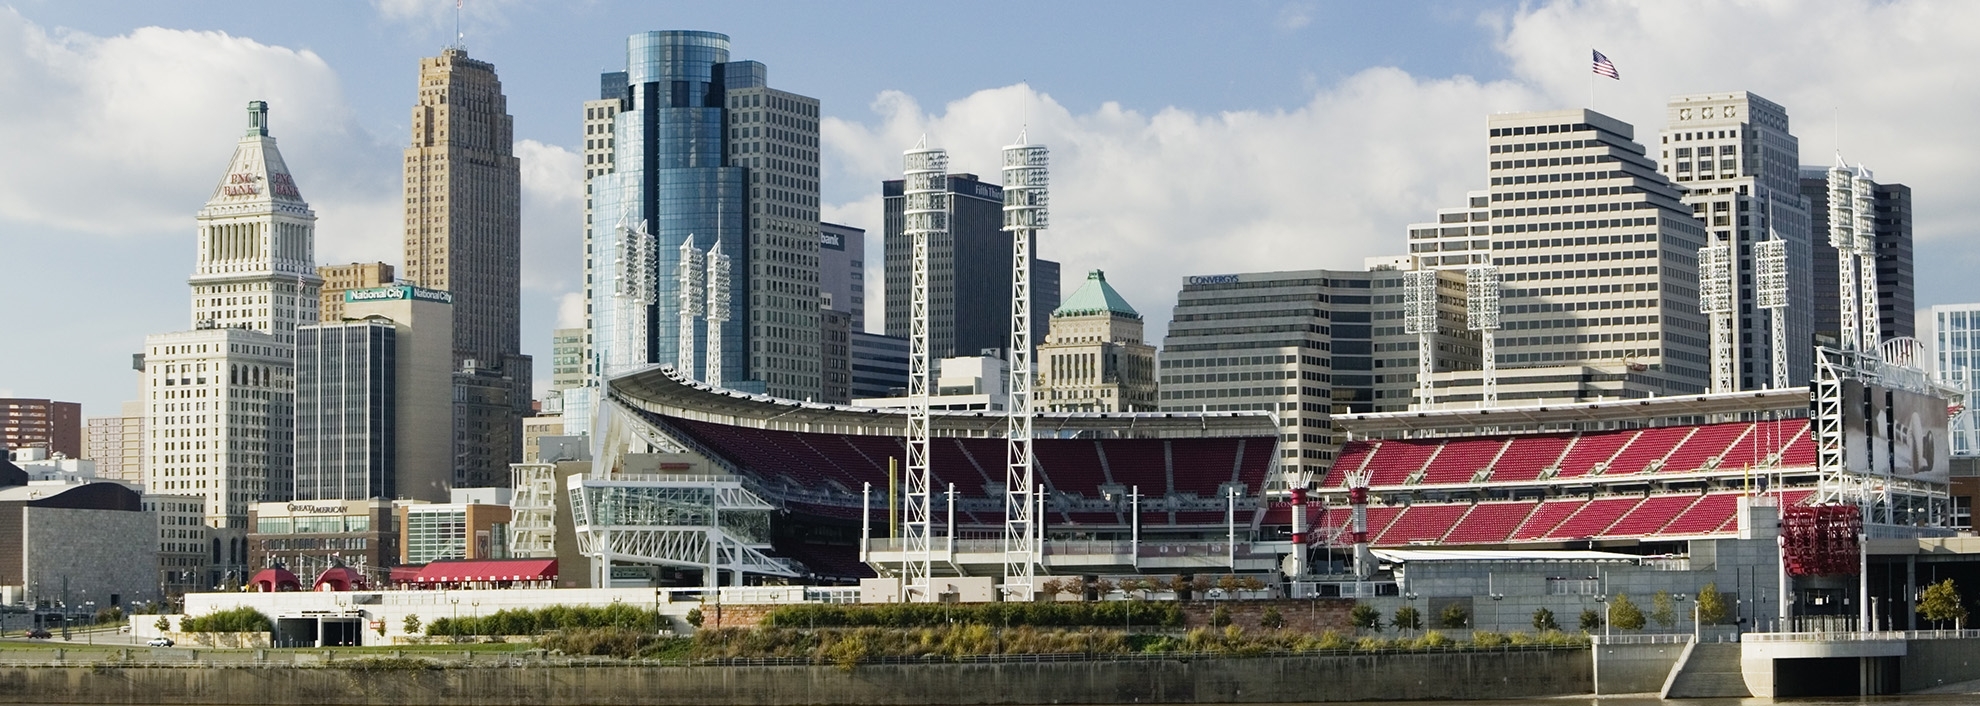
xmin=1838 ymin=379 xmax=1950 ymax=484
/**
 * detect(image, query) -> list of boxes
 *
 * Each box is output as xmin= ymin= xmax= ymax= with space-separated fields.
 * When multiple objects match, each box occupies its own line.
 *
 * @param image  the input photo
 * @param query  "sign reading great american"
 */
xmin=345 ymin=285 xmax=454 ymax=304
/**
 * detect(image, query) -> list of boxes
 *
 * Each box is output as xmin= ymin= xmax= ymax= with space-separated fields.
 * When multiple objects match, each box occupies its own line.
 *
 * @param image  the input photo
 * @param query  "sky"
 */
xmin=4 ymin=0 xmax=1980 ymax=419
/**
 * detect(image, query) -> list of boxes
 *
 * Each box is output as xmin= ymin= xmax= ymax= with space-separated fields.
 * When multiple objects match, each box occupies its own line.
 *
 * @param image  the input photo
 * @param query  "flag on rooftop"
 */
xmin=1592 ymin=50 xmax=1620 ymax=80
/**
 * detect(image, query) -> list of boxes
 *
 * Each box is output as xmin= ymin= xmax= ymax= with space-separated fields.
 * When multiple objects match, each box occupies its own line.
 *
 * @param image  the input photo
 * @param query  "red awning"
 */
xmin=411 ymin=559 xmax=557 ymax=583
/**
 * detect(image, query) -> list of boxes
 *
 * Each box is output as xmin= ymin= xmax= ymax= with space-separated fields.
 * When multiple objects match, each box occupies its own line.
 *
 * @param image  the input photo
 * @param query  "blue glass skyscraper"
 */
xmin=586 ymin=31 xmax=824 ymax=406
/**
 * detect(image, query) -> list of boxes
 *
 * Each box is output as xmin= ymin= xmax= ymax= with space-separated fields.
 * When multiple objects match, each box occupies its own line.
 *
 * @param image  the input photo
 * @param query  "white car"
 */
xmin=147 ymin=637 xmax=174 ymax=648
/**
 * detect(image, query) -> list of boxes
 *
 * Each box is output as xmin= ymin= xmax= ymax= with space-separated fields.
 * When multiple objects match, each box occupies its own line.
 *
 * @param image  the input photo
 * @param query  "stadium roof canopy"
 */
xmin=608 ymin=364 xmax=1277 ymax=439
xmin=1335 ymin=388 xmax=1810 ymax=438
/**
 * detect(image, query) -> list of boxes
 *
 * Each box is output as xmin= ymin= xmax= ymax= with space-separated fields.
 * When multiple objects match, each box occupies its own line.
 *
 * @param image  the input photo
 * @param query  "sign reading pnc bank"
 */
xmin=345 ymin=285 xmax=454 ymax=305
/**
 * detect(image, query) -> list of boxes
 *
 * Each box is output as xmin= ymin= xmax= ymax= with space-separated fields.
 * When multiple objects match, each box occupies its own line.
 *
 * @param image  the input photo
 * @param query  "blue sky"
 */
xmin=4 ymin=0 xmax=1980 ymax=418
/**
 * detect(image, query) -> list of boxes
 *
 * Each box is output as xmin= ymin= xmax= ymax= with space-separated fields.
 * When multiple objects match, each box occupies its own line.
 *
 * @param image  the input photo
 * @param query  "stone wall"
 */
xmin=704 ymin=599 xmax=1355 ymax=633
xmin=0 ymin=649 xmax=1591 ymax=705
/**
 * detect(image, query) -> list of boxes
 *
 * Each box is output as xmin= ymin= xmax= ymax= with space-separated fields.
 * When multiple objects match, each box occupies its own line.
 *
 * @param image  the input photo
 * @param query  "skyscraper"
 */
xmin=316 ymin=261 xmax=394 ymax=322
xmin=586 ymin=30 xmax=823 ymax=400
xmin=1656 ymin=92 xmax=1813 ymax=390
xmin=1038 ymin=270 xmax=1157 ymax=413
xmin=142 ymin=101 xmax=311 ymax=526
xmin=820 ymin=221 xmax=866 ymax=332
xmin=294 ymin=319 xmax=396 ymax=501
xmin=883 ymin=173 xmax=1061 ymax=360
xmin=0 ymin=398 xmax=81 ymax=457
xmin=400 ymin=48 xmax=529 ymax=479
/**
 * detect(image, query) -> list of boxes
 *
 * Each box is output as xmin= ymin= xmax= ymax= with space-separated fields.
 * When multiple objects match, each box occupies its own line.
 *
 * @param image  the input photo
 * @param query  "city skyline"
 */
xmin=6 ymin=2 xmax=1980 ymax=416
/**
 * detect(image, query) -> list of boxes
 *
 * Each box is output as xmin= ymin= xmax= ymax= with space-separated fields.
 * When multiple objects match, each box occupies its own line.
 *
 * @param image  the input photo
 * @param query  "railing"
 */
xmin=1745 ymin=628 xmax=1980 ymax=642
xmin=1591 ymin=633 xmax=1694 ymax=645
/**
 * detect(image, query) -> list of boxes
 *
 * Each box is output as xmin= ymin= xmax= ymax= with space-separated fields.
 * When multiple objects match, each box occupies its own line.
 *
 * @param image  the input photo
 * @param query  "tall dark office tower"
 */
xmin=882 ymin=173 xmax=1060 ymax=359
xmin=1801 ymin=172 xmax=1914 ymax=343
xmin=586 ymin=31 xmax=822 ymax=401
xmin=293 ymin=320 xmax=396 ymax=501
xmin=401 ymin=48 xmax=529 ymax=479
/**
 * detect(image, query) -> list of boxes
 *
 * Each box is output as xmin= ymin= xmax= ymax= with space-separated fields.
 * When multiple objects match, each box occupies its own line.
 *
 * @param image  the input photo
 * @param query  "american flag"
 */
xmin=1591 ymin=50 xmax=1620 ymax=80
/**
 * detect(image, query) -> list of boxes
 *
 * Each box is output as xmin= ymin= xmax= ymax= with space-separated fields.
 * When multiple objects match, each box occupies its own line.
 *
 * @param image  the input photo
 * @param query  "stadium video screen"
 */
xmin=1840 ymin=380 xmax=1951 ymax=483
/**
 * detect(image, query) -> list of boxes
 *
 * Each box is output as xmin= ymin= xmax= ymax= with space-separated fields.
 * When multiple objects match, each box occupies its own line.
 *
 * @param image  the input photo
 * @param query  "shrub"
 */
xmin=1531 ymin=607 xmax=1559 ymax=632
xmin=1349 ymin=603 xmax=1383 ymax=632
xmin=178 ymin=607 xmax=271 ymax=633
xmin=427 ymin=604 xmax=666 ymax=637
xmin=403 ymin=614 xmax=422 ymax=636
xmin=1416 ymin=630 xmax=1452 ymax=649
xmin=1211 ymin=605 xmax=1232 ymax=628
xmin=1578 ymin=609 xmax=1604 ymax=631
xmin=1471 ymin=630 xmax=1506 ymax=648
xmin=1438 ymin=603 xmax=1469 ymax=629
xmin=1258 ymin=606 xmax=1286 ymax=629
xmin=758 ymin=601 xmax=1184 ymax=630
xmin=1391 ymin=605 xmax=1423 ymax=632
xmin=154 ymin=616 xmax=171 ymax=633
xmin=1315 ymin=630 xmax=1351 ymax=650
xmin=540 ymin=627 xmax=687 ymax=659
xmin=1355 ymin=636 xmax=1389 ymax=651
xmin=95 ymin=607 xmax=124 ymax=625
xmin=686 ymin=608 xmax=704 ymax=628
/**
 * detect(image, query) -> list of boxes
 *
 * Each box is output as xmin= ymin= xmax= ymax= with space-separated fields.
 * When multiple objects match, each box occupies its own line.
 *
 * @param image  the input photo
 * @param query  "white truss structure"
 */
xmin=1001 ymin=135 xmax=1047 ymax=600
xmin=677 ymin=239 xmax=706 ymax=381
xmin=611 ymin=217 xmax=656 ymax=374
xmin=1828 ymin=159 xmax=1868 ymax=356
xmin=1850 ymin=165 xmax=1881 ymax=354
xmin=1756 ymin=236 xmax=1790 ymax=389
xmin=1402 ymin=269 xmax=1439 ymax=411
xmin=1698 ymin=243 xmax=1736 ymax=393
xmin=705 ymin=247 xmax=730 ymax=388
xmin=900 ymin=141 xmax=948 ymax=602
xmin=568 ymin=475 xmax=799 ymax=588
xmin=507 ymin=463 xmax=558 ymax=557
xmin=1465 ymin=266 xmax=1501 ymax=407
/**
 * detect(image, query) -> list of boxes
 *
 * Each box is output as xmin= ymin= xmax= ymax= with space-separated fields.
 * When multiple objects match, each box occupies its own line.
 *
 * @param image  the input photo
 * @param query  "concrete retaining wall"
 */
xmin=0 ymin=649 xmax=1591 ymax=705
xmin=1591 ymin=641 xmax=1685 ymax=695
xmin=1899 ymin=638 xmax=1980 ymax=693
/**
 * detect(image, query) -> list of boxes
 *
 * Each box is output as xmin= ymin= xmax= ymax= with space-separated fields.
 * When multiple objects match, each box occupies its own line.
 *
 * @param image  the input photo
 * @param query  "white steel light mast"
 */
xmin=1001 ymin=134 xmax=1047 ymax=600
xmin=1403 ymin=269 xmax=1439 ymax=411
xmin=1830 ymin=157 xmax=1864 ymax=357
xmin=677 ymin=239 xmax=706 ymax=381
xmin=1699 ymin=242 xmax=1735 ymax=393
xmin=1465 ymin=266 xmax=1501 ymax=407
xmin=900 ymin=140 xmax=948 ymax=602
xmin=705 ymin=246 xmax=730 ymax=388
xmin=1849 ymin=163 xmax=1881 ymax=354
xmin=612 ymin=211 xmax=656 ymax=375
xmin=1757 ymin=199 xmax=1790 ymax=389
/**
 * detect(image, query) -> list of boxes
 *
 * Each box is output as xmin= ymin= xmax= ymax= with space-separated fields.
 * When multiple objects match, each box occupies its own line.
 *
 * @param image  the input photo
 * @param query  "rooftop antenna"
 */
xmin=454 ymin=0 xmax=465 ymax=49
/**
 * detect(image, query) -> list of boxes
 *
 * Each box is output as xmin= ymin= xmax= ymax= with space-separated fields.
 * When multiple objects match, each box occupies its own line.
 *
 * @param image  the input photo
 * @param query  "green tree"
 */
xmin=402 ymin=614 xmax=422 ymax=636
xmin=1258 ymin=606 xmax=1287 ymax=629
xmin=1609 ymin=594 xmax=1646 ymax=631
xmin=1438 ymin=603 xmax=1470 ymax=629
xmin=1696 ymin=583 xmax=1730 ymax=625
xmin=1650 ymin=591 xmax=1678 ymax=629
xmin=1531 ymin=607 xmax=1559 ymax=632
xmin=1578 ymin=609 xmax=1604 ymax=631
xmin=1350 ymin=603 xmax=1383 ymax=632
xmin=1392 ymin=604 xmax=1423 ymax=633
xmin=1918 ymin=578 xmax=1969 ymax=627
xmin=154 ymin=616 xmax=171 ymax=633
xmin=685 ymin=608 xmax=704 ymax=628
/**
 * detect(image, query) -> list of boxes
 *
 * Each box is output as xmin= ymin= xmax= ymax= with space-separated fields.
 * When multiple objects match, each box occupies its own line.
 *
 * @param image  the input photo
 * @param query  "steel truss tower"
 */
xmin=706 ymin=248 xmax=730 ymax=388
xmin=1699 ymin=243 xmax=1736 ymax=393
xmin=900 ymin=142 xmax=948 ymax=601
xmin=1466 ymin=266 xmax=1501 ymax=407
xmin=1001 ymin=135 xmax=1047 ymax=599
xmin=1402 ymin=269 xmax=1439 ymax=411
xmin=1758 ymin=199 xmax=1790 ymax=389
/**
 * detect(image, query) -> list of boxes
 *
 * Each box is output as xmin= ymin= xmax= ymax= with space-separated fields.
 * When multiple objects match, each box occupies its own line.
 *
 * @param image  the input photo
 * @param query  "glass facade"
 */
xmin=1928 ymin=304 xmax=1980 ymax=456
xmin=293 ymin=321 xmax=395 ymax=500
xmin=403 ymin=507 xmax=470 ymax=564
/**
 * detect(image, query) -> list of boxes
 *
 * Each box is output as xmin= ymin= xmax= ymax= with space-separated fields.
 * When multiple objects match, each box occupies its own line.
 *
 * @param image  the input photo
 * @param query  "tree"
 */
xmin=1211 ymin=605 xmax=1232 ymax=628
xmin=1215 ymin=575 xmax=1242 ymax=597
xmin=1041 ymin=579 xmax=1069 ymax=600
xmin=1259 ymin=606 xmax=1287 ymax=629
xmin=1350 ymin=603 xmax=1383 ymax=632
xmin=1531 ymin=607 xmax=1559 ymax=632
xmin=1650 ymin=591 xmax=1678 ymax=629
xmin=154 ymin=616 xmax=172 ymax=633
xmin=1190 ymin=575 xmax=1214 ymax=597
xmin=684 ymin=608 xmax=703 ymax=628
xmin=1919 ymin=578 xmax=1969 ymax=627
xmin=403 ymin=614 xmax=423 ymax=635
xmin=1166 ymin=575 xmax=1193 ymax=598
xmin=1392 ymin=604 xmax=1423 ymax=633
xmin=1091 ymin=577 xmax=1116 ymax=599
xmin=1609 ymin=594 xmax=1646 ymax=631
xmin=1438 ymin=603 xmax=1470 ymax=629
xmin=1238 ymin=576 xmax=1267 ymax=593
xmin=1696 ymin=583 xmax=1730 ymax=626
xmin=1578 ymin=609 xmax=1604 ymax=631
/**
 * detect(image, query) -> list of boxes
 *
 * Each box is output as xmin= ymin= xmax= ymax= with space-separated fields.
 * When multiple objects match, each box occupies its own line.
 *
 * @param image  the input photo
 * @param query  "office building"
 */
xmin=821 ymin=308 xmax=852 ymax=404
xmin=399 ymin=488 xmax=512 ymax=565
xmin=521 ymin=415 xmax=564 ymax=464
xmin=821 ymin=222 xmax=866 ymax=331
xmin=854 ymin=355 xmax=1009 ymax=411
xmin=1037 ymin=270 xmax=1157 ymax=413
xmin=883 ymin=172 xmax=1061 ymax=359
xmin=0 ymin=398 xmax=81 ymax=457
xmin=0 ymin=481 xmax=160 ymax=610
xmin=1403 ymin=191 xmax=1494 ymax=270
xmin=1158 ymin=268 xmax=1475 ymax=475
xmin=248 ymin=499 xmax=400 ymax=584
xmin=7 ymin=446 xmax=97 ymax=482
xmin=586 ymin=30 xmax=822 ymax=400
xmin=342 ymin=285 xmax=457 ymax=501
xmin=141 ymin=101 xmax=312 ymax=527
xmin=1655 ymin=92 xmax=1813 ymax=390
xmin=453 ymin=361 xmax=519 ymax=489
xmin=1803 ymin=171 xmax=1914 ymax=344
xmin=400 ymin=48 xmax=531 ymax=471
xmin=293 ymin=319 xmax=396 ymax=501
xmin=849 ymin=332 xmax=909 ymax=400
xmin=144 ymin=493 xmax=211 ymax=602
xmin=316 ymin=262 xmax=394 ymax=323
xmin=1923 ymin=304 xmax=1980 ymax=457
xmin=83 ymin=401 xmax=144 ymax=483
xmin=550 ymin=328 xmax=585 ymax=392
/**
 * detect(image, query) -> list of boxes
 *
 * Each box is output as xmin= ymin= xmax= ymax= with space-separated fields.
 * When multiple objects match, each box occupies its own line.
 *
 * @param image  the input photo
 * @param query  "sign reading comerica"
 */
xmin=345 ymin=285 xmax=453 ymax=305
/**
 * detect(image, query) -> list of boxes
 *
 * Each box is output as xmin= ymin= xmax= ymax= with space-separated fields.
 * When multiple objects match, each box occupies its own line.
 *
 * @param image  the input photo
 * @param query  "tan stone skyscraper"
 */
xmin=402 ymin=48 xmax=529 ymax=486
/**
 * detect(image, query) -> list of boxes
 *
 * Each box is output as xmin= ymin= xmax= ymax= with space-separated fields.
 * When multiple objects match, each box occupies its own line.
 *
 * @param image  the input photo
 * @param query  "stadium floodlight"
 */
xmin=676 ymin=239 xmax=705 ymax=382
xmin=1698 ymin=244 xmax=1735 ymax=394
xmin=1001 ymin=134 xmax=1047 ymax=600
xmin=900 ymin=141 xmax=947 ymax=602
xmin=1403 ymin=269 xmax=1439 ymax=410
xmin=1466 ymin=266 xmax=1501 ymax=407
xmin=1756 ymin=237 xmax=1789 ymax=389
xmin=705 ymin=247 xmax=729 ymax=388
xmin=1828 ymin=160 xmax=1861 ymax=354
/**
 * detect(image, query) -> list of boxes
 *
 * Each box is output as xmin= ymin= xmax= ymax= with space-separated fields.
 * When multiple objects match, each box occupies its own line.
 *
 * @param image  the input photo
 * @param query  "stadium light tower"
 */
xmin=677 ymin=239 xmax=706 ymax=381
xmin=1849 ymin=162 xmax=1881 ymax=355
xmin=1466 ymin=266 xmax=1501 ymax=407
xmin=611 ymin=211 xmax=656 ymax=375
xmin=899 ymin=140 xmax=948 ymax=602
xmin=1698 ymin=243 xmax=1735 ymax=394
xmin=1828 ymin=157 xmax=1863 ymax=356
xmin=705 ymin=246 xmax=730 ymax=388
xmin=1403 ymin=269 xmax=1439 ymax=410
xmin=1757 ymin=200 xmax=1790 ymax=389
xmin=1002 ymin=133 xmax=1047 ymax=600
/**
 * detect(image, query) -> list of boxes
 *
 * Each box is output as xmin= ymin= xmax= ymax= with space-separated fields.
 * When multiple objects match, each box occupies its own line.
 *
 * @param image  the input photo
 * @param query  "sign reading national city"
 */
xmin=345 ymin=285 xmax=454 ymax=304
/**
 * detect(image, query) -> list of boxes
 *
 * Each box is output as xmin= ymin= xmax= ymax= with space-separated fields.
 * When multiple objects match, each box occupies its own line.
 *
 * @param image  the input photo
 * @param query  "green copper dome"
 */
xmin=1052 ymin=269 xmax=1140 ymax=319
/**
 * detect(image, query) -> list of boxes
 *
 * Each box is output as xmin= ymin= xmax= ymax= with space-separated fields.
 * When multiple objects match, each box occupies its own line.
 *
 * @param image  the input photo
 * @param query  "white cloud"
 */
xmin=516 ymin=138 xmax=582 ymax=293
xmin=555 ymin=291 xmax=585 ymax=330
xmin=1277 ymin=2 xmax=1316 ymax=31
